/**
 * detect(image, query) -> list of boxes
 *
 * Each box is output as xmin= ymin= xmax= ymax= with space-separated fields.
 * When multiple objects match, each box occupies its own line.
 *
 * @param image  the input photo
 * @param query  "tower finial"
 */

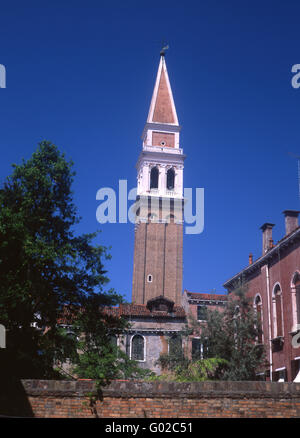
xmin=146 ymin=48 xmax=179 ymax=125
xmin=160 ymin=43 xmax=169 ymax=57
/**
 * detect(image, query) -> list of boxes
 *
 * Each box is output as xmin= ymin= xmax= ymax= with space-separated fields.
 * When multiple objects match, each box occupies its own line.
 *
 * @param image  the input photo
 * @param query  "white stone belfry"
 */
xmin=136 ymin=55 xmax=185 ymax=201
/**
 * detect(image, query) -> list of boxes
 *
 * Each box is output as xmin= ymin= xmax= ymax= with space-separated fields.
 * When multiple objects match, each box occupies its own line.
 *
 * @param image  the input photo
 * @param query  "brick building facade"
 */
xmin=224 ymin=210 xmax=300 ymax=382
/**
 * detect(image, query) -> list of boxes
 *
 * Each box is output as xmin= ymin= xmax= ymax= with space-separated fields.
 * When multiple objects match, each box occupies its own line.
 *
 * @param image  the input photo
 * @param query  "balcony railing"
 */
xmin=143 ymin=144 xmax=183 ymax=155
xmin=146 ymin=189 xmax=178 ymax=197
xmin=149 ymin=188 xmax=159 ymax=194
xmin=166 ymin=189 xmax=176 ymax=196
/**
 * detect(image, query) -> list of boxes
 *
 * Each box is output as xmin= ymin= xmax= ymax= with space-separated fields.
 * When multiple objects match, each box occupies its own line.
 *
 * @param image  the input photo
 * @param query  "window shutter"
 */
xmin=296 ymin=285 xmax=300 ymax=325
xmin=275 ymin=293 xmax=283 ymax=337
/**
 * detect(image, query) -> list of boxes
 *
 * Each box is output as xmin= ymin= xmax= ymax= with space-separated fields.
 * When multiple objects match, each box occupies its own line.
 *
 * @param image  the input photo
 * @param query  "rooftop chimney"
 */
xmin=283 ymin=210 xmax=300 ymax=235
xmin=249 ymin=253 xmax=253 ymax=265
xmin=260 ymin=223 xmax=275 ymax=255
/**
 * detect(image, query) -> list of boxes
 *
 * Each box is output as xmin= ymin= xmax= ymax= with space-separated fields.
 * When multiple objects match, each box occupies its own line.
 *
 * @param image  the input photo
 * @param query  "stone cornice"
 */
xmin=223 ymin=226 xmax=300 ymax=290
xmin=21 ymin=379 xmax=300 ymax=400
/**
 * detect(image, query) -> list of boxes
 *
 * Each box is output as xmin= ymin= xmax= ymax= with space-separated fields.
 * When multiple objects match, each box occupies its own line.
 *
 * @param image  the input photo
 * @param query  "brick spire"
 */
xmin=146 ymin=55 xmax=179 ymax=126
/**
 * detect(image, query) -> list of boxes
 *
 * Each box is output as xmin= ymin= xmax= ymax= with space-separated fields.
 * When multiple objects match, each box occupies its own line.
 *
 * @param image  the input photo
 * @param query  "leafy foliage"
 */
xmin=155 ymin=284 xmax=266 ymax=382
xmin=149 ymin=357 xmax=227 ymax=382
xmin=0 ymin=141 xmax=148 ymax=382
xmin=155 ymin=329 xmax=225 ymax=382
xmin=196 ymin=283 xmax=267 ymax=380
xmin=71 ymin=294 xmax=152 ymax=383
xmin=158 ymin=333 xmax=189 ymax=372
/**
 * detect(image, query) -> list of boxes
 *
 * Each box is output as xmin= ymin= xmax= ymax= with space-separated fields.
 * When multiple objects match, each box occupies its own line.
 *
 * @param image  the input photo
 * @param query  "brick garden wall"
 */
xmin=2 ymin=379 xmax=300 ymax=418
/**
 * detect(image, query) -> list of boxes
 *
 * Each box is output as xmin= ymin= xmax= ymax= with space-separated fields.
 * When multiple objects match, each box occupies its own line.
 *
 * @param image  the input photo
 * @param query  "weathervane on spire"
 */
xmin=160 ymin=43 xmax=169 ymax=57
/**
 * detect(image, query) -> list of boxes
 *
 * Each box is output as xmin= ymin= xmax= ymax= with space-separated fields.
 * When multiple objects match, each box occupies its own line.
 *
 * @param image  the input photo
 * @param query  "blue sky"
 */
xmin=1 ymin=0 xmax=300 ymax=302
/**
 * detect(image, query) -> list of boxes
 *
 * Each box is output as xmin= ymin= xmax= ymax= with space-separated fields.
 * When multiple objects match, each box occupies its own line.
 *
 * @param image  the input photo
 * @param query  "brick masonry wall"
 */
xmin=242 ymin=241 xmax=300 ymax=380
xmin=3 ymin=380 xmax=300 ymax=418
xmin=152 ymin=132 xmax=175 ymax=148
xmin=132 ymin=220 xmax=183 ymax=306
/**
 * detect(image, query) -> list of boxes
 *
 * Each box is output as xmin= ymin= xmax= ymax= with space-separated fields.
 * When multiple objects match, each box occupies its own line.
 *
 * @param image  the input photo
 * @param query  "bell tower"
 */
xmin=132 ymin=53 xmax=185 ymax=305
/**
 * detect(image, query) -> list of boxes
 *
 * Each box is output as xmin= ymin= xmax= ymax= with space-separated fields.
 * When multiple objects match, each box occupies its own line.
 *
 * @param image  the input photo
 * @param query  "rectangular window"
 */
xmin=192 ymin=338 xmax=201 ymax=360
xmin=197 ymin=305 xmax=207 ymax=321
xmin=191 ymin=338 xmax=209 ymax=360
xmin=169 ymin=335 xmax=182 ymax=356
xmin=202 ymin=339 xmax=210 ymax=359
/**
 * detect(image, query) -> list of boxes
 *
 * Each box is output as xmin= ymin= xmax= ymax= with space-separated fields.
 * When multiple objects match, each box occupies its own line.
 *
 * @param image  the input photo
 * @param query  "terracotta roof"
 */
xmin=147 ymin=55 xmax=179 ymax=126
xmin=185 ymin=291 xmax=228 ymax=301
xmin=152 ymin=67 xmax=175 ymax=124
xmin=104 ymin=303 xmax=186 ymax=319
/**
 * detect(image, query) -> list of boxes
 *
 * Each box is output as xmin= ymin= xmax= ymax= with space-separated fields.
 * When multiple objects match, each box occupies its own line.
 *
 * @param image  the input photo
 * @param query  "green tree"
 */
xmin=156 ymin=330 xmax=226 ymax=382
xmin=0 ymin=141 xmax=145 ymax=382
xmin=197 ymin=283 xmax=267 ymax=380
xmin=155 ymin=285 xmax=266 ymax=382
xmin=71 ymin=293 xmax=152 ymax=383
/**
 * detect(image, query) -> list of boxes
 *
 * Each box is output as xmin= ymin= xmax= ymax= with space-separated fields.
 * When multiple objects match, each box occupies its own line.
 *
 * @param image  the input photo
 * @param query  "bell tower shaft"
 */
xmin=132 ymin=54 xmax=185 ymax=306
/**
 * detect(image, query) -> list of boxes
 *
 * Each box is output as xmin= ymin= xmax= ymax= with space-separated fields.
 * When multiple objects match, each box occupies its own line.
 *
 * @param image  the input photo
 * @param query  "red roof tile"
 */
xmin=185 ymin=291 xmax=228 ymax=301
xmin=104 ymin=303 xmax=186 ymax=318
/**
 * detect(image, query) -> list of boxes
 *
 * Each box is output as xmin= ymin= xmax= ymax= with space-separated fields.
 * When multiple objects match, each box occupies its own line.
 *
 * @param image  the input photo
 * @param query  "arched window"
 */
xmin=273 ymin=284 xmax=283 ymax=338
xmin=296 ymin=279 xmax=300 ymax=325
xmin=254 ymin=295 xmax=263 ymax=344
xmin=291 ymin=272 xmax=300 ymax=327
xmin=166 ymin=168 xmax=175 ymax=190
xmin=150 ymin=167 xmax=159 ymax=189
xmin=165 ymin=213 xmax=175 ymax=224
xmin=131 ymin=334 xmax=145 ymax=361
